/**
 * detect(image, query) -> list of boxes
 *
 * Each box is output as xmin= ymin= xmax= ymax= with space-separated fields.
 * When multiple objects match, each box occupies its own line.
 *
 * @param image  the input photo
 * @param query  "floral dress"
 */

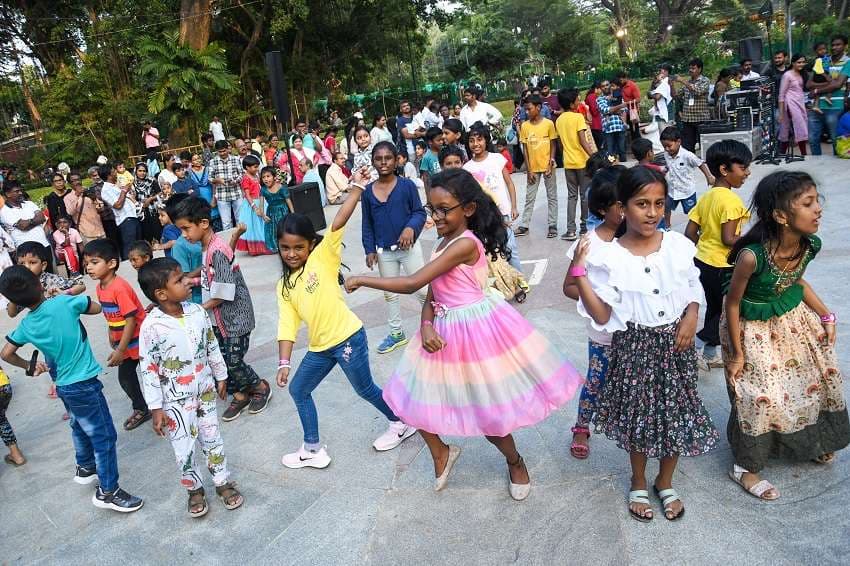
xmin=720 ymin=236 xmax=849 ymax=472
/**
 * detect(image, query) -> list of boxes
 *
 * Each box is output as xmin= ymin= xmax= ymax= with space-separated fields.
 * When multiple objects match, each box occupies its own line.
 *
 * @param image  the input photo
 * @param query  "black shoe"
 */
xmin=222 ymin=395 xmax=251 ymax=422
xmin=248 ymin=379 xmax=273 ymax=414
xmin=547 ymin=226 xmax=558 ymax=238
xmin=515 ymin=227 xmax=529 ymax=237
xmin=92 ymin=486 xmax=144 ymax=513
xmin=74 ymin=465 xmax=98 ymax=485
xmin=560 ymin=231 xmax=578 ymax=241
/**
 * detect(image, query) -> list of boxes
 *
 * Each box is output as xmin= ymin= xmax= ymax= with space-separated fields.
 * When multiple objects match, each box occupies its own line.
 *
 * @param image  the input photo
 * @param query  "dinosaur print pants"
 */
xmin=163 ymin=383 xmax=229 ymax=491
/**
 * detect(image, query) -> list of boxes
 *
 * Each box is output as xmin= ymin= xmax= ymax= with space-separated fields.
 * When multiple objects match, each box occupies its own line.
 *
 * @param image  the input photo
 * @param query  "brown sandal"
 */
xmin=188 ymin=487 xmax=208 ymax=518
xmin=123 ymin=410 xmax=151 ymax=431
xmin=216 ymin=481 xmax=244 ymax=510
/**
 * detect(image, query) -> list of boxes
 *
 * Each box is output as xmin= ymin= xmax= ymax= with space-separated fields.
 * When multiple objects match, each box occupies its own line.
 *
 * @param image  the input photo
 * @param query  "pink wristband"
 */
xmin=421 ymin=320 xmax=433 ymax=327
xmin=568 ymin=265 xmax=587 ymax=277
xmin=821 ymin=313 xmax=836 ymax=324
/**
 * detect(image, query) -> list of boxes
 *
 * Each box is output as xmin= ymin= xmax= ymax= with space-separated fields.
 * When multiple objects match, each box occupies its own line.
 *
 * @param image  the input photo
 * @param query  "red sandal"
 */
xmin=570 ymin=425 xmax=590 ymax=460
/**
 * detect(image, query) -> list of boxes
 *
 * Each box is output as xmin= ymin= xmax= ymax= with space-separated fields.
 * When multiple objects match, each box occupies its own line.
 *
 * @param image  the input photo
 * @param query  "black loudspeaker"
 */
xmin=265 ymin=51 xmax=290 ymax=127
xmin=738 ymin=37 xmax=763 ymax=65
xmin=289 ymin=182 xmax=327 ymax=232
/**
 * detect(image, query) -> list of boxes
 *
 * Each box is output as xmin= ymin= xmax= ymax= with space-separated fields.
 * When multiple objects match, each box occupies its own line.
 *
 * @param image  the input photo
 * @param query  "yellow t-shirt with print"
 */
xmin=276 ymin=226 xmax=362 ymax=351
xmin=688 ymin=187 xmax=751 ymax=267
xmin=0 ymin=367 xmax=8 ymax=387
xmin=520 ymin=118 xmax=558 ymax=173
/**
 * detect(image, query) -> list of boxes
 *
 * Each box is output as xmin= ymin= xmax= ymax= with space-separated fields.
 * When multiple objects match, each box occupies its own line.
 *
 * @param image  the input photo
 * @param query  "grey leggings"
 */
xmin=0 ymin=383 xmax=16 ymax=446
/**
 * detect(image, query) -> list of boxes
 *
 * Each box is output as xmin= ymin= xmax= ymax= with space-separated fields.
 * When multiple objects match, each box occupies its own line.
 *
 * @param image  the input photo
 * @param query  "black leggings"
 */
xmin=118 ymin=358 xmax=148 ymax=413
xmin=695 ymin=259 xmax=732 ymax=347
xmin=0 ymin=383 xmax=16 ymax=446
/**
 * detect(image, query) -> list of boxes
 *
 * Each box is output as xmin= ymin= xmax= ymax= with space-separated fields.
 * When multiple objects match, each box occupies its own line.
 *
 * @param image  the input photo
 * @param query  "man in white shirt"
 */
xmin=209 ymin=116 xmax=225 ymax=142
xmin=98 ymin=163 xmax=140 ymax=260
xmin=0 ymin=183 xmax=52 ymax=268
xmin=459 ymin=86 xmax=503 ymax=130
xmin=740 ymin=59 xmax=761 ymax=81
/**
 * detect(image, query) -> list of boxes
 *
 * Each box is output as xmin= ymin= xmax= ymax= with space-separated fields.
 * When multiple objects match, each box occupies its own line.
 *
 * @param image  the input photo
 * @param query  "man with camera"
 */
xmin=63 ymin=172 xmax=106 ymax=245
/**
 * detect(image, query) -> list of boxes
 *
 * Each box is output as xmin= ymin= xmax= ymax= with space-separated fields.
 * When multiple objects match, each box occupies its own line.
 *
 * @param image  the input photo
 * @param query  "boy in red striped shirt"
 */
xmin=83 ymin=239 xmax=151 ymax=431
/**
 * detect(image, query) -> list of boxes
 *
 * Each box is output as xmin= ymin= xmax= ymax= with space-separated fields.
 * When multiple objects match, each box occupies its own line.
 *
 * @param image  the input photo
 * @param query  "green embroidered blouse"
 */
xmin=738 ymin=235 xmax=821 ymax=321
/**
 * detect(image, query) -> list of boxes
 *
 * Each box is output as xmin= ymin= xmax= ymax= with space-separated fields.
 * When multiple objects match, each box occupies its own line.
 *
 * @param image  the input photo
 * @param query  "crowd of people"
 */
xmin=0 ymin=44 xmax=846 ymax=525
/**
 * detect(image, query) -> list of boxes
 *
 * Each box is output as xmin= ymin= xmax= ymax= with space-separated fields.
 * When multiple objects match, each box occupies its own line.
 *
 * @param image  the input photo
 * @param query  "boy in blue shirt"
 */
xmin=418 ymin=126 xmax=444 ymax=191
xmin=0 ymin=266 xmax=143 ymax=512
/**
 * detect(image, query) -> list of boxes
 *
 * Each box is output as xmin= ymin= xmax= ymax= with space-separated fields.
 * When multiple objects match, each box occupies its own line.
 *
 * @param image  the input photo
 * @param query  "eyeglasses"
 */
xmin=424 ymin=203 xmax=464 ymax=219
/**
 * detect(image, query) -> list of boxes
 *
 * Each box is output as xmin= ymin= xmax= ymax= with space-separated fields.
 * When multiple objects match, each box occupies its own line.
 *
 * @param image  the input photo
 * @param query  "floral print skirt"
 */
xmin=592 ymin=321 xmax=719 ymax=458
xmin=720 ymin=302 xmax=850 ymax=472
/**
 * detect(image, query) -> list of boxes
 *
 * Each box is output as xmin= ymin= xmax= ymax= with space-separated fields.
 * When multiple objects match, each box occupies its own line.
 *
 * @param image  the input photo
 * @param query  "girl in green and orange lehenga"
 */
xmin=723 ymin=171 xmax=849 ymax=502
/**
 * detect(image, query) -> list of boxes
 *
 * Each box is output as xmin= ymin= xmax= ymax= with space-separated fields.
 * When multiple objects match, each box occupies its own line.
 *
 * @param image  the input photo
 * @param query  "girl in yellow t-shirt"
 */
xmin=685 ymin=140 xmax=752 ymax=371
xmin=274 ymin=169 xmax=415 ymax=470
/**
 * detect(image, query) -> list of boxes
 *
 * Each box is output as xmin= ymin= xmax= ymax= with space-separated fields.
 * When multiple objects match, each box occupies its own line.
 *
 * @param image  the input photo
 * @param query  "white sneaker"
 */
xmin=372 ymin=421 xmax=417 ymax=451
xmin=281 ymin=444 xmax=331 ymax=469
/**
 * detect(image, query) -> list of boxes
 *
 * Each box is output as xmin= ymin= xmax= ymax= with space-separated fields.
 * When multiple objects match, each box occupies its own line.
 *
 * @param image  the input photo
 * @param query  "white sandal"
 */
xmin=729 ymin=465 xmax=780 ymax=501
xmin=628 ymin=489 xmax=653 ymax=522
xmin=434 ymin=445 xmax=461 ymax=492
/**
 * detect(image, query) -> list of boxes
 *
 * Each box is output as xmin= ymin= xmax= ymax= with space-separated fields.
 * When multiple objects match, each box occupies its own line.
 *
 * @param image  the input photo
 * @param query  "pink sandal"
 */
xmin=570 ymin=425 xmax=590 ymax=460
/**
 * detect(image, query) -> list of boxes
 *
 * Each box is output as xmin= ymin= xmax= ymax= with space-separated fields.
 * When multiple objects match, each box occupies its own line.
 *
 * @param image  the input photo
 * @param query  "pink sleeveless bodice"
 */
xmin=429 ymin=230 xmax=488 ymax=308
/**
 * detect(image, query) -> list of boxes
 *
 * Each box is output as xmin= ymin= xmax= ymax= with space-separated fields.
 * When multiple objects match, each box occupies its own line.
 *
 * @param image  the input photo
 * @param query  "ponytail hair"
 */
xmin=728 ymin=170 xmax=816 ymax=264
xmin=429 ymin=168 xmax=508 ymax=262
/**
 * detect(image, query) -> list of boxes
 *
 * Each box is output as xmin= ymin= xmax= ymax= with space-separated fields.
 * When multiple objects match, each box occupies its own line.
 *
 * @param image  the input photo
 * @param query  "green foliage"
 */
xmin=137 ymin=31 xmax=237 ymax=132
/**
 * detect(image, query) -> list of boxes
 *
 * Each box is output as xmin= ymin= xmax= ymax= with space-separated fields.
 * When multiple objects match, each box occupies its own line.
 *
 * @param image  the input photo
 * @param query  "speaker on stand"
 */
xmin=265 ymin=51 xmax=298 ymax=188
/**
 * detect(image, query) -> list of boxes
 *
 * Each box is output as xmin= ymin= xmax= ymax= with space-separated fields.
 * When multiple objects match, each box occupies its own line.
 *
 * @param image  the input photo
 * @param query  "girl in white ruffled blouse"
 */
xmin=569 ymin=166 xmax=719 ymax=523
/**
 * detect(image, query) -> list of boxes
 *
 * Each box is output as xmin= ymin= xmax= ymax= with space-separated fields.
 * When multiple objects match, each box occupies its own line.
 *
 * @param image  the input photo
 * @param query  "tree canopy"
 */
xmin=0 ymin=0 xmax=847 ymax=172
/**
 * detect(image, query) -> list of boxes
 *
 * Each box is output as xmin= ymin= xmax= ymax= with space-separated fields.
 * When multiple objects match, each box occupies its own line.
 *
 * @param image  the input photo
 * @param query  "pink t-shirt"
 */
xmin=462 ymin=152 xmax=511 ymax=216
xmin=143 ymin=126 xmax=160 ymax=148
xmin=52 ymin=227 xmax=82 ymax=248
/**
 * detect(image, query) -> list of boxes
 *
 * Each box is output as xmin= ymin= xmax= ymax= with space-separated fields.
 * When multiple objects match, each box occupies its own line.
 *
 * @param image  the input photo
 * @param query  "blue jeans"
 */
xmin=808 ymin=109 xmax=842 ymax=155
xmin=56 ymin=378 xmax=119 ymax=492
xmin=503 ymin=215 xmax=521 ymax=271
xmin=289 ymin=327 xmax=398 ymax=444
xmin=604 ymin=131 xmax=627 ymax=162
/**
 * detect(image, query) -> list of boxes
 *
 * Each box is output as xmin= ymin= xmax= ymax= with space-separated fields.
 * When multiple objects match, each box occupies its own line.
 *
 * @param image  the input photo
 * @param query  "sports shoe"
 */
xmin=377 ymin=332 xmax=408 ymax=354
xmin=92 ymin=486 xmax=144 ymax=513
xmin=74 ymin=465 xmax=98 ymax=485
xmin=697 ymin=355 xmax=710 ymax=373
xmin=560 ymin=231 xmax=578 ymax=241
xmin=281 ymin=444 xmax=331 ymax=469
xmin=221 ymin=395 xmax=251 ymax=422
xmin=514 ymin=227 xmax=529 ymax=237
xmin=547 ymin=226 xmax=558 ymax=238
xmin=373 ymin=421 xmax=417 ymax=451
xmin=248 ymin=379 xmax=273 ymax=414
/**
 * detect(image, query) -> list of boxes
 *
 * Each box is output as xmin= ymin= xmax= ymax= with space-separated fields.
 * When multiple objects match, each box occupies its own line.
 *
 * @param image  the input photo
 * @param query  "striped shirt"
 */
xmin=96 ymin=275 xmax=145 ymax=360
xmin=202 ymin=232 xmax=255 ymax=337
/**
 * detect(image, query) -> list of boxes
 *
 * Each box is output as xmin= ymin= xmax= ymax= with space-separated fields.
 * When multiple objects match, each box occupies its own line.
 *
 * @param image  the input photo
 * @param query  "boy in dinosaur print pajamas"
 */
xmin=138 ymin=258 xmax=243 ymax=515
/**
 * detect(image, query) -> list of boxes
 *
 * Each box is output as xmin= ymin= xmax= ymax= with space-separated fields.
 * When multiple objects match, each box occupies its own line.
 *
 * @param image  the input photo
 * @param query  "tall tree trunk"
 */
xmin=13 ymin=46 xmax=41 ymax=133
xmin=840 ymin=0 xmax=849 ymax=21
xmin=179 ymin=0 xmax=212 ymax=50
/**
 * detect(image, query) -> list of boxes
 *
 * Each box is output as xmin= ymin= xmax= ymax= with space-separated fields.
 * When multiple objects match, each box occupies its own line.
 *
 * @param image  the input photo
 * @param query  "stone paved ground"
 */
xmin=1 ymin=156 xmax=849 ymax=565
